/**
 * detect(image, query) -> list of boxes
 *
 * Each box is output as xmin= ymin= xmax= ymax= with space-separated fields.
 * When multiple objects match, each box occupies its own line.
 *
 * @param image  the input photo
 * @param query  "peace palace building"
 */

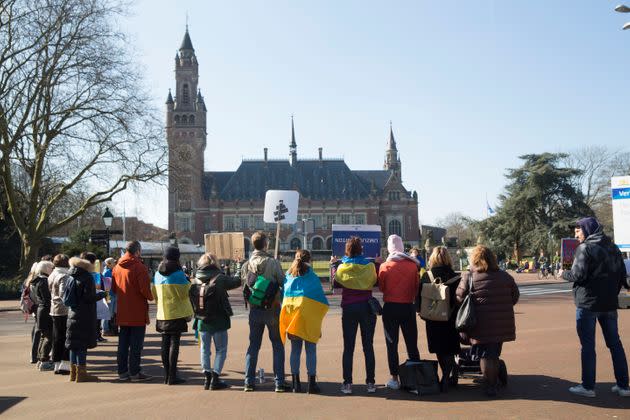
xmin=167 ymin=29 xmax=420 ymax=254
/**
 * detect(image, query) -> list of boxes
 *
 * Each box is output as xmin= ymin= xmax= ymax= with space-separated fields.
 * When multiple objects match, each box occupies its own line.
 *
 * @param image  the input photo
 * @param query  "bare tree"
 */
xmin=435 ymin=212 xmax=478 ymax=247
xmin=0 ymin=0 xmax=166 ymax=272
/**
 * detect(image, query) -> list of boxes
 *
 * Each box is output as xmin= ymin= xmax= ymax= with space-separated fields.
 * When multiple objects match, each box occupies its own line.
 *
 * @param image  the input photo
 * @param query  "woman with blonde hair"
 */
xmin=280 ymin=249 xmax=329 ymax=393
xmin=456 ymin=245 xmax=519 ymax=397
xmin=419 ymin=246 xmax=461 ymax=392
xmin=23 ymin=262 xmax=40 ymax=364
xmin=189 ymin=253 xmax=242 ymax=390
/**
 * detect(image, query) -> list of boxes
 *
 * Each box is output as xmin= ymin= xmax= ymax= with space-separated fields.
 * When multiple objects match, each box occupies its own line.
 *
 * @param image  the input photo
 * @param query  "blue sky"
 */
xmin=117 ymin=0 xmax=630 ymax=229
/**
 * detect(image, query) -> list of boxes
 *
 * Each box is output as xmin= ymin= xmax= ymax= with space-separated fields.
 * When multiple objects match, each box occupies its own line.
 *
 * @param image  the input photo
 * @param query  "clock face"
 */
xmin=177 ymin=145 xmax=193 ymax=161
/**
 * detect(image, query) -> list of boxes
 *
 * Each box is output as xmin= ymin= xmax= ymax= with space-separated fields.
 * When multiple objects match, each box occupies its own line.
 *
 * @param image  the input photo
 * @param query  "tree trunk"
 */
xmin=19 ymin=234 xmax=41 ymax=279
xmin=513 ymin=241 xmax=521 ymax=264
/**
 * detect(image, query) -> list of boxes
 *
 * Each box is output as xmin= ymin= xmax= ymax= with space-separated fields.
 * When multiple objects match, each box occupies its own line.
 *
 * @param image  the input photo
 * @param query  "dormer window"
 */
xmin=388 ymin=191 xmax=401 ymax=201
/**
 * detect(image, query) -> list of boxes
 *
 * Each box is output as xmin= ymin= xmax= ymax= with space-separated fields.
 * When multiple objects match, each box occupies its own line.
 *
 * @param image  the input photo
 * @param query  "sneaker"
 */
xmin=36 ymin=361 xmax=41 ymax=369
xmin=340 ymin=383 xmax=352 ymax=394
xmin=130 ymin=372 xmax=152 ymax=382
xmin=39 ymin=361 xmax=54 ymax=371
xmin=275 ymin=383 xmax=291 ymax=393
xmin=243 ymin=383 xmax=255 ymax=392
xmin=569 ymin=385 xmax=596 ymax=398
xmin=118 ymin=373 xmax=131 ymax=381
xmin=367 ymin=383 xmax=377 ymax=393
xmin=611 ymin=385 xmax=630 ymax=397
xmin=96 ymin=336 xmax=108 ymax=342
xmin=386 ymin=379 xmax=400 ymax=390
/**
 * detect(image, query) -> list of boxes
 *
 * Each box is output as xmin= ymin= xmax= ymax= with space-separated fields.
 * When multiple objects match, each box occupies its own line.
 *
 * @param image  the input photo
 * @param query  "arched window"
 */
xmin=183 ymin=84 xmax=190 ymax=103
xmin=189 ymin=115 xmax=195 ymax=124
xmin=181 ymin=115 xmax=188 ymax=124
xmin=389 ymin=219 xmax=402 ymax=236
xmin=174 ymin=115 xmax=180 ymax=124
xmin=290 ymin=238 xmax=301 ymax=250
xmin=325 ymin=236 xmax=332 ymax=250
xmin=312 ymin=237 xmax=323 ymax=250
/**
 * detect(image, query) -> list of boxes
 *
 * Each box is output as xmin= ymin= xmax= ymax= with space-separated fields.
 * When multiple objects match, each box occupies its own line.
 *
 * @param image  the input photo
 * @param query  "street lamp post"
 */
xmin=169 ymin=232 xmax=178 ymax=248
xmin=102 ymin=207 xmax=114 ymax=257
xmin=614 ymin=4 xmax=630 ymax=30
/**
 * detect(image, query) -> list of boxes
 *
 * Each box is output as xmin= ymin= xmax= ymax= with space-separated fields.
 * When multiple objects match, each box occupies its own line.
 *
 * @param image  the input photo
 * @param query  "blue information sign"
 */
xmin=331 ymin=224 xmax=382 ymax=258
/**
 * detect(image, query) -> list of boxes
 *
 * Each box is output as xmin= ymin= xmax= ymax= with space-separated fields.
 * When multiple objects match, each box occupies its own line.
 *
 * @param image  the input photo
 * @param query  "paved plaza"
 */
xmin=0 ymin=277 xmax=629 ymax=419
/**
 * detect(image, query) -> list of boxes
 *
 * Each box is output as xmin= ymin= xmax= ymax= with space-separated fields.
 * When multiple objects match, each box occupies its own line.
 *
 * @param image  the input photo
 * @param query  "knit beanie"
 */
xmin=164 ymin=246 xmax=180 ymax=261
xmin=387 ymin=234 xmax=404 ymax=254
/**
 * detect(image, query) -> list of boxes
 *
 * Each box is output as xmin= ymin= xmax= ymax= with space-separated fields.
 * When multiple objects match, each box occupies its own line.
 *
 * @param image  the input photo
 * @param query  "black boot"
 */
xmin=204 ymin=371 xmax=212 ymax=390
xmin=210 ymin=371 xmax=228 ymax=390
xmin=307 ymin=375 xmax=321 ymax=394
xmin=292 ymin=374 xmax=301 ymax=393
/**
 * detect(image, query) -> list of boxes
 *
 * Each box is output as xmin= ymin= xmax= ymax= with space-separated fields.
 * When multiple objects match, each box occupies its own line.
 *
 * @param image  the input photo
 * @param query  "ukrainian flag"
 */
xmin=280 ymin=268 xmax=329 ymax=344
xmin=334 ymin=256 xmax=377 ymax=290
xmin=152 ymin=270 xmax=194 ymax=320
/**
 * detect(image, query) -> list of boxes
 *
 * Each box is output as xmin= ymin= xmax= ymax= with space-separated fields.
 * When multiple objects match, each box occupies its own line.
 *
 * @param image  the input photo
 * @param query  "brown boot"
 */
xmin=75 ymin=365 xmax=98 ymax=382
xmin=69 ymin=364 xmax=77 ymax=382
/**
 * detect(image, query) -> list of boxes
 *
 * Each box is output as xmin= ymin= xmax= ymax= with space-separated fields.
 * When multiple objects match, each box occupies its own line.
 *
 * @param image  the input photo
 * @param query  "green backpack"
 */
xmin=246 ymin=275 xmax=279 ymax=309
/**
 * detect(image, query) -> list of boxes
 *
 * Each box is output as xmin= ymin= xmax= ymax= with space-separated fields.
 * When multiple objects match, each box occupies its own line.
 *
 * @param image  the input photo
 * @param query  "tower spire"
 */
xmin=384 ymin=121 xmax=400 ymax=174
xmin=388 ymin=120 xmax=397 ymax=151
xmin=289 ymin=115 xmax=297 ymax=167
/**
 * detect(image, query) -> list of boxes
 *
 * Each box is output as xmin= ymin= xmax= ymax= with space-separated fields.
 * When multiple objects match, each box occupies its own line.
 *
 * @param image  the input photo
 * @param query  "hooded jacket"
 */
xmin=241 ymin=250 xmax=285 ymax=308
xmin=48 ymin=267 xmax=69 ymax=317
xmin=66 ymin=257 xmax=103 ymax=350
xmin=112 ymin=252 xmax=153 ymax=326
xmin=31 ymin=275 xmax=52 ymax=332
xmin=190 ymin=265 xmax=241 ymax=333
xmin=152 ymin=260 xmax=193 ymax=333
xmin=562 ymin=230 xmax=627 ymax=311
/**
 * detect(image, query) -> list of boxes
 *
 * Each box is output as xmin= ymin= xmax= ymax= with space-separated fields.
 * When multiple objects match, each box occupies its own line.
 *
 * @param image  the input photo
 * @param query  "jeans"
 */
xmin=200 ymin=330 xmax=228 ymax=374
xmin=245 ymin=307 xmax=285 ymax=386
xmin=69 ymin=348 xmax=87 ymax=365
xmin=51 ymin=315 xmax=69 ymax=363
xmin=37 ymin=328 xmax=52 ymax=362
xmin=31 ymin=320 xmax=41 ymax=363
xmin=290 ymin=338 xmax=317 ymax=376
xmin=576 ymin=308 xmax=629 ymax=390
xmin=161 ymin=333 xmax=181 ymax=378
xmin=117 ymin=326 xmax=146 ymax=376
xmin=342 ymin=301 xmax=376 ymax=384
xmin=382 ymin=302 xmax=420 ymax=376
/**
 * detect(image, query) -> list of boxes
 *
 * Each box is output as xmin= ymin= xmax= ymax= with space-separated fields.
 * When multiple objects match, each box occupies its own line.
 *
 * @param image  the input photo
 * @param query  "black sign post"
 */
xmin=273 ymin=200 xmax=289 ymax=258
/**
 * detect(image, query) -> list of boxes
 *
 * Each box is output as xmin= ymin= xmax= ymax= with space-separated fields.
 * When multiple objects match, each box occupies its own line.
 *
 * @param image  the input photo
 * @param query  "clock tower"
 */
xmin=166 ymin=27 xmax=207 ymax=236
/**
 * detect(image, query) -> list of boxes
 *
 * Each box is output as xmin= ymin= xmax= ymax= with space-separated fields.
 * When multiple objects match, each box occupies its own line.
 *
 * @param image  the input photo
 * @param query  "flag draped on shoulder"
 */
xmin=152 ymin=270 xmax=194 ymax=320
xmin=280 ymin=268 xmax=329 ymax=344
xmin=334 ymin=256 xmax=377 ymax=291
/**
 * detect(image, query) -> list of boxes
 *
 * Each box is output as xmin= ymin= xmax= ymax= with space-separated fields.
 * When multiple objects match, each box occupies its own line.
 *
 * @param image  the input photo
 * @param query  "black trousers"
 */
xmin=38 ymin=328 xmax=52 ymax=362
xmin=31 ymin=321 xmax=41 ymax=363
xmin=161 ymin=333 xmax=182 ymax=378
xmin=382 ymin=302 xmax=420 ymax=376
xmin=51 ymin=315 xmax=69 ymax=362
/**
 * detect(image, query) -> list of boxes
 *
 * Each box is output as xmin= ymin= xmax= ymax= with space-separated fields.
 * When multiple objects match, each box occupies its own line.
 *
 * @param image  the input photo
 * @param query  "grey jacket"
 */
xmin=241 ymin=250 xmax=285 ymax=306
xmin=48 ymin=267 xmax=69 ymax=316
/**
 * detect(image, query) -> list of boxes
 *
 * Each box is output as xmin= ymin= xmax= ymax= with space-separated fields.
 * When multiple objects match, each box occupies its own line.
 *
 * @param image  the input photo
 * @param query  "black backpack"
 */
xmin=190 ymin=275 xmax=228 ymax=322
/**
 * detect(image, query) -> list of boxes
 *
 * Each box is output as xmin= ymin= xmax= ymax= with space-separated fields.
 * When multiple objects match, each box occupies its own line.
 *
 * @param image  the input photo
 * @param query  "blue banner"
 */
xmin=331 ymin=225 xmax=381 ymax=257
xmin=612 ymin=187 xmax=630 ymax=200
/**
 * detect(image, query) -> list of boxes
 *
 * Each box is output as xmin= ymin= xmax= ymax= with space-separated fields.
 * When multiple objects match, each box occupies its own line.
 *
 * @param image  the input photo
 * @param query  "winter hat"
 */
xmin=164 ymin=246 xmax=180 ymax=261
xmin=574 ymin=217 xmax=601 ymax=238
xmin=387 ymin=234 xmax=404 ymax=254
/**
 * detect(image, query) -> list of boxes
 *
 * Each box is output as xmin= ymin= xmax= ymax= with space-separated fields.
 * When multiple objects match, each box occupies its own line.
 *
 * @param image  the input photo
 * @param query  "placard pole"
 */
xmin=274 ymin=221 xmax=281 ymax=259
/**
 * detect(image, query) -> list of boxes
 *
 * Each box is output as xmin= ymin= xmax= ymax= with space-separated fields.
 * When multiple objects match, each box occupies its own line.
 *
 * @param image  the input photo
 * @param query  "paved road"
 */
xmin=519 ymin=282 xmax=572 ymax=297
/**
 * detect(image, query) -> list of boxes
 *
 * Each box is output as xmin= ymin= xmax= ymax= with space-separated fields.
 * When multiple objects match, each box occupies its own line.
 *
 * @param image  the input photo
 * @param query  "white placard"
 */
xmin=612 ymin=176 xmax=630 ymax=251
xmin=263 ymin=190 xmax=300 ymax=224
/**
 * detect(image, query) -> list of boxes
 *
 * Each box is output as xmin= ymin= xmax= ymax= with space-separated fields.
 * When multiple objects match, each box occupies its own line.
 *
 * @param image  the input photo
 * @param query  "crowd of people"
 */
xmin=20 ymin=216 xmax=630 ymax=398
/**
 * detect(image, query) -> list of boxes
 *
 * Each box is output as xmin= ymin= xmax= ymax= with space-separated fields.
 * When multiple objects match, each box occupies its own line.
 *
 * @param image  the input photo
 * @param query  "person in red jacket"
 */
xmin=378 ymin=234 xmax=421 ymax=390
xmin=111 ymin=240 xmax=154 ymax=382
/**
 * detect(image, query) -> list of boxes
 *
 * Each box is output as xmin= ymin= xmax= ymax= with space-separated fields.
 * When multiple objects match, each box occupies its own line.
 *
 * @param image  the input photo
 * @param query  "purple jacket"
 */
xmin=331 ymin=261 xmax=380 ymax=307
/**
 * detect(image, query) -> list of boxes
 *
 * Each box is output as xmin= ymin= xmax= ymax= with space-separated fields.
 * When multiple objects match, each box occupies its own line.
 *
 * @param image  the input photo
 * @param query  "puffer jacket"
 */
xmin=562 ymin=231 xmax=627 ymax=311
xmin=48 ymin=267 xmax=69 ymax=317
xmin=31 ymin=275 xmax=52 ymax=332
xmin=153 ymin=260 xmax=193 ymax=334
xmin=456 ymin=270 xmax=519 ymax=344
xmin=241 ymin=250 xmax=285 ymax=307
xmin=66 ymin=258 xmax=104 ymax=350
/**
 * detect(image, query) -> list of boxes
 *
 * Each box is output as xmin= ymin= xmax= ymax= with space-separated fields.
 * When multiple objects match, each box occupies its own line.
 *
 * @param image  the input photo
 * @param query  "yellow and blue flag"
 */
xmin=334 ymin=256 xmax=377 ymax=290
xmin=280 ymin=268 xmax=329 ymax=344
xmin=152 ymin=270 xmax=194 ymax=321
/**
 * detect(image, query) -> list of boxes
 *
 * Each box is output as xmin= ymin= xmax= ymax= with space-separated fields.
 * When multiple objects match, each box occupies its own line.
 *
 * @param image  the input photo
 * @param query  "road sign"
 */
xmin=331 ymin=224 xmax=381 ymax=258
xmin=263 ymin=190 xmax=299 ymax=224
xmin=91 ymin=229 xmax=123 ymax=235
xmin=612 ymin=176 xmax=630 ymax=251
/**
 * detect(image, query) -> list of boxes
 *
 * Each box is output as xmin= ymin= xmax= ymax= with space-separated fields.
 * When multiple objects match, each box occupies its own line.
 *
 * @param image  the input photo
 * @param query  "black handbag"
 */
xmin=455 ymin=274 xmax=477 ymax=331
xmin=398 ymin=359 xmax=440 ymax=396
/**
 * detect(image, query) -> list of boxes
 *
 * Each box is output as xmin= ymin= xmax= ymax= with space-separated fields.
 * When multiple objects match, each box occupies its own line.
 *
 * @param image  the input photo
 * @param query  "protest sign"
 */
xmin=263 ymin=190 xmax=300 ymax=224
xmin=204 ymin=232 xmax=245 ymax=260
xmin=332 ymin=224 xmax=381 ymax=258
xmin=560 ymin=238 xmax=580 ymax=269
xmin=612 ymin=176 xmax=630 ymax=251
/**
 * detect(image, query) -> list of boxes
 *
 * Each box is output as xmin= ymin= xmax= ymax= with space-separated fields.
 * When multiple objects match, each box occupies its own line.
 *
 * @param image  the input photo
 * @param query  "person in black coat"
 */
xmin=418 ymin=246 xmax=461 ymax=392
xmin=66 ymin=256 xmax=105 ymax=382
xmin=31 ymin=261 xmax=55 ymax=371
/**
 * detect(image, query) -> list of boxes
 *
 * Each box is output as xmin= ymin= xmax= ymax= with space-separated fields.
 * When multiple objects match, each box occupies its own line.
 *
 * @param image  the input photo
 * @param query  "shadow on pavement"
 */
xmin=0 ymin=397 xmax=27 ymax=415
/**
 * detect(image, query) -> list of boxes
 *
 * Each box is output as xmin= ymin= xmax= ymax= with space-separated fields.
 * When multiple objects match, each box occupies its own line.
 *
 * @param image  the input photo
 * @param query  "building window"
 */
xmin=340 ymin=214 xmax=351 ymax=224
xmin=388 ymin=191 xmax=401 ymax=201
xmin=181 ymin=115 xmax=188 ymax=124
xmin=183 ymin=84 xmax=190 ymax=103
xmin=223 ymin=216 xmax=235 ymax=232
xmin=176 ymin=215 xmax=192 ymax=232
xmin=326 ymin=215 xmax=336 ymax=227
xmin=354 ymin=213 xmax=366 ymax=225
xmin=325 ymin=236 xmax=332 ymax=250
xmin=255 ymin=216 xmax=264 ymax=230
xmin=311 ymin=214 xmax=323 ymax=229
xmin=189 ymin=115 xmax=195 ymax=124
xmin=388 ymin=219 xmax=402 ymax=236
xmin=238 ymin=216 xmax=249 ymax=230
xmin=312 ymin=237 xmax=324 ymax=250
xmin=290 ymin=238 xmax=301 ymax=250
xmin=174 ymin=115 xmax=180 ymax=124
xmin=204 ymin=216 xmax=212 ymax=231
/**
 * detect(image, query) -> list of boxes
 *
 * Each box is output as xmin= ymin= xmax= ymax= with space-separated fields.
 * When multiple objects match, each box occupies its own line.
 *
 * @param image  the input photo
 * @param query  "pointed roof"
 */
xmin=388 ymin=121 xmax=397 ymax=151
xmin=166 ymin=89 xmax=173 ymax=104
xmin=180 ymin=27 xmax=194 ymax=51
xmin=290 ymin=116 xmax=297 ymax=148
